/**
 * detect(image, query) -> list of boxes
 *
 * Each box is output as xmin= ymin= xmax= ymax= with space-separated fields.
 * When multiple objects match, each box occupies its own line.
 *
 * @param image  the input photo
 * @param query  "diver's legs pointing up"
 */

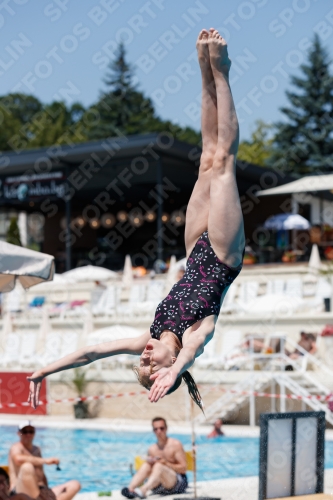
xmin=184 ymin=29 xmax=218 ymax=257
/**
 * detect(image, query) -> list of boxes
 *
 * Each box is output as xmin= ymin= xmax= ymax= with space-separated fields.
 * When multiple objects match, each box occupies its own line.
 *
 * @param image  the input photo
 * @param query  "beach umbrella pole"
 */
xmin=192 ymin=398 xmax=197 ymax=499
xmin=176 ymin=398 xmax=220 ymax=500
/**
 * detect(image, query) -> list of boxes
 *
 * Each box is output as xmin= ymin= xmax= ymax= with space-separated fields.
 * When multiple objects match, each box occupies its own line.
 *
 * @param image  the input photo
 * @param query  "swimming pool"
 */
xmin=1 ymin=426 xmax=333 ymax=492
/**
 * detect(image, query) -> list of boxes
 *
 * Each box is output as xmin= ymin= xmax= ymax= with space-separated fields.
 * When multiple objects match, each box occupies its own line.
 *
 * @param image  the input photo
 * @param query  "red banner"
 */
xmin=0 ymin=372 xmax=47 ymax=415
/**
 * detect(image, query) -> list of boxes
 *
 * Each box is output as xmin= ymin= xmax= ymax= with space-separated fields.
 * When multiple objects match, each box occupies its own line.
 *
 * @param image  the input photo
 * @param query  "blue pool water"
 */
xmin=1 ymin=426 xmax=333 ymax=492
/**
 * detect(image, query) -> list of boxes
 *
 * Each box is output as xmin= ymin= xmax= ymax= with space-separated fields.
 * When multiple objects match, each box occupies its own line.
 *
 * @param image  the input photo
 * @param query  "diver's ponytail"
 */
xmin=182 ymin=370 xmax=204 ymax=413
xmin=166 ymin=370 xmax=204 ymax=413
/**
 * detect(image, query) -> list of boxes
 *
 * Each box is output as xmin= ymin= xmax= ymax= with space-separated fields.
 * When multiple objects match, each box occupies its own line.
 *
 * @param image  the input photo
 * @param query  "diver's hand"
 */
xmin=149 ymin=367 xmax=178 ymax=402
xmin=27 ymin=371 xmax=45 ymax=409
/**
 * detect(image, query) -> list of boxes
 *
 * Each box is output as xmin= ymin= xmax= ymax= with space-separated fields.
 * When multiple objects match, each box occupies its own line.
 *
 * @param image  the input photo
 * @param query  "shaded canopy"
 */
xmin=0 ymin=241 xmax=54 ymax=292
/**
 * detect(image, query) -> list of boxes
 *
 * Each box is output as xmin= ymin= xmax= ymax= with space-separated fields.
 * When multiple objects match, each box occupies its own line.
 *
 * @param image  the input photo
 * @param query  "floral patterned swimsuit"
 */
xmin=150 ymin=231 xmax=243 ymax=343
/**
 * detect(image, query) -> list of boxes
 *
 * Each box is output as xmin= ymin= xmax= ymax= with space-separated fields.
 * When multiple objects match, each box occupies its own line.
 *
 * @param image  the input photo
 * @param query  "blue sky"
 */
xmin=1 ymin=0 xmax=333 ymax=140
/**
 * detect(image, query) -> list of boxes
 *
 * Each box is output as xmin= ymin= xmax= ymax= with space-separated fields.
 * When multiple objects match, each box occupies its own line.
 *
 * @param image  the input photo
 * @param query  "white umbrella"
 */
xmin=264 ymin=213 xmax=310 ymax=230
xmin=0 ymin=241 xmax=54 ymax=292
xmin=176 ymin=257 xmax=187 ymax=270
xmin=88 ymin=325 xmax=143 ymax=344
xmin=308 ymin=244 xmax=322 ymax=273
xmin=242 ymin=293 xmax=303 ymax=315
xmin=62 ymin=265 xmax=117 ymax=283
xmin=122 ymin=255 xmax=133 ymax=288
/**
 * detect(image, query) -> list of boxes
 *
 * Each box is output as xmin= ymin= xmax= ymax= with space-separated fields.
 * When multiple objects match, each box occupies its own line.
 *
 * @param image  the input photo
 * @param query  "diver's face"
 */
xmin=139 ymin=339 xmax=174 ymax=378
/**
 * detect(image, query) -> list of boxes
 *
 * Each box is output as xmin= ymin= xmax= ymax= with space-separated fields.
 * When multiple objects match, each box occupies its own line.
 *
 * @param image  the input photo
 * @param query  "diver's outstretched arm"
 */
xmin=27 ymin=331 xmax=151 ymax=408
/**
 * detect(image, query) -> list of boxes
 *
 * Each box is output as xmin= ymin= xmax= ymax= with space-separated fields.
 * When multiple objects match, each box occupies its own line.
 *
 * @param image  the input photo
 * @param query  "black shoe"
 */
xmin=121 ymin=487 xmax=138 ymax=499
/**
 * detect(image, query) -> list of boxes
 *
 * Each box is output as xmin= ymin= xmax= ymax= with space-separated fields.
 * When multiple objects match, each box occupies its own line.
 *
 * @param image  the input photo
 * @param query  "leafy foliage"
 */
xmin=237 ymin=120 xmax=273 ymax=166
xmin=269 ymin=35 xmax=333 ymax=176
xmin=0 ymin=43 xmax=200 ymax=151
xmin=68 ymin=368 xmax=89 ymax=398
xmin=6 ymin=217 xmax=22 ymax=246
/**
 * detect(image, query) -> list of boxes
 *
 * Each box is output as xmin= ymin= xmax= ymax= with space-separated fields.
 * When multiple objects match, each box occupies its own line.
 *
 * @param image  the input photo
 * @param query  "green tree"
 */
xmin=82 ymin=42 xmax=201 ymax=145
xmin=28 ymin=101 xmax=86 ymax=148
xmin=0 ymin=94 xmax=42 ymax=151
xmin=269 ymin=35 xmax=333 ymax=176
xmin=237 ymin=120 xmax=273 ymax=166
xmin=0 ymin=45 xmax=201 ymax=152
xmin=6 ymin=217 xmax=22 ymax=246
xmin=0 ymin=94 xmax=86 ymax=151
xmin=83 ymin=42 xmax=160 ymax=139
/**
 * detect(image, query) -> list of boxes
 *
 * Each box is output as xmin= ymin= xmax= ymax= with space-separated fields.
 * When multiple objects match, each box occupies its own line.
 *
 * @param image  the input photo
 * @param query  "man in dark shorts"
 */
xmin=9 ymin=421 xmax=80 ymax=500
xmin=121 ymin=417 xmax=188 ymax=499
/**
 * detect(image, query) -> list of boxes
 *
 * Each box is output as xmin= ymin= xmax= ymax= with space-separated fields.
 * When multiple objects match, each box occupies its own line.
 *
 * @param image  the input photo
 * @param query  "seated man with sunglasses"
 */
xmin=9 ymin=422 xmax=80 ymax=500
xmin=121 ymin=417 xmax=188 ymax=499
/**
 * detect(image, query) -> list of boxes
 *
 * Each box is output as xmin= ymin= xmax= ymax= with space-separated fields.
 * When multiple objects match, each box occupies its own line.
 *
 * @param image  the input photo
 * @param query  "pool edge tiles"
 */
xmin=0 ymin=415 xmax=261 ymax=437
xmin=1 ymin=415 xmax=333 ymax=440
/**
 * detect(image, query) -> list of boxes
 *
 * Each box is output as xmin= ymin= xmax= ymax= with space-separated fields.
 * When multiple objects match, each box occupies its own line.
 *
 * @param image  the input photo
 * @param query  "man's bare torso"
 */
xmin=9 ymin=443 xmax=46 ymax=491
xmin=148 ymin=437 xmax=183 ymax=467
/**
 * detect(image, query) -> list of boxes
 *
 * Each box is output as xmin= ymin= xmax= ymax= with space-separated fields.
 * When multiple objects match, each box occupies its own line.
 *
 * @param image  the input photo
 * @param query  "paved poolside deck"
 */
xmin=77 ymin=469 xmax=333 ymax=500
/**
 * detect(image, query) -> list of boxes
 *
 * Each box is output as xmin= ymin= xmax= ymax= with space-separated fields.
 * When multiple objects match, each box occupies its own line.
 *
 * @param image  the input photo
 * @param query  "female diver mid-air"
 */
xmin=27 ymin=28 xmax=245 ymax=412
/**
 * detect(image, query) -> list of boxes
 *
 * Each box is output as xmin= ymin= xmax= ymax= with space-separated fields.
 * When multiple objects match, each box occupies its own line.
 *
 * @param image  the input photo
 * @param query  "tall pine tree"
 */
xmin=269 ymin=35 xmax=333 ymax=176
xmin=84 ymin=42 xmax=160 ymax=139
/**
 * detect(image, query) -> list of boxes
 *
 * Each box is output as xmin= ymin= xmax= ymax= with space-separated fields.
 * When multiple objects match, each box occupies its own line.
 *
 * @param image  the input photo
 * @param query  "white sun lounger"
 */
xmin=238 ymin=281 xmax=259 ymax=304
xmin=38 ymin=332 xmax=61 ymax=365
xmin=2 ymin=332 xmax=20 ymax=367
xmin=60 ymin=331 xmax=79 ymax=358
xmin=19 ymin=332 xmax=37 ymax=368
xmin=285 ymin=278 xmax=303 ymax=298
xmin=146 ymin=281 xmax=164 ymax=305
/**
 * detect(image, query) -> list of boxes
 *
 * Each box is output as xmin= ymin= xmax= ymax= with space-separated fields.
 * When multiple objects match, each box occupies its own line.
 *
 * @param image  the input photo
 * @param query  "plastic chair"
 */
xmin=221 ymin=329 xmax=243 ymax=358
xmin=285 ymin=278 xmax=303 ymax=298
xmin=60 ymin=331 xmax=78 ymax=358
xmin=29 ymin=297 xmax=45 ymax=308
xmin=93 ymin=285 xmax=118 ymax=315
xmin=146 ymin=281 xmax=164 ymax=304
xmin=266 ymin=279 xmax=285 ymax=295
xmin=129 ymin=284 xmax=146 ymax=304
xmin=238 ymin=281 xmax=259 ymax=304
xmin=5 ymin=288 xmax=23 ymax=313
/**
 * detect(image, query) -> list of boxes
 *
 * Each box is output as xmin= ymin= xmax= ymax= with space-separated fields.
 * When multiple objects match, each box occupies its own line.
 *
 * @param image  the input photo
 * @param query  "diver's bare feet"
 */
xmin=208 ymin=28 xmax=231 ymax=77
xmin=197 ymin=28 xmax=216 ymax=106
xmin=196 ymin=29 xmax=212 ymax=76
